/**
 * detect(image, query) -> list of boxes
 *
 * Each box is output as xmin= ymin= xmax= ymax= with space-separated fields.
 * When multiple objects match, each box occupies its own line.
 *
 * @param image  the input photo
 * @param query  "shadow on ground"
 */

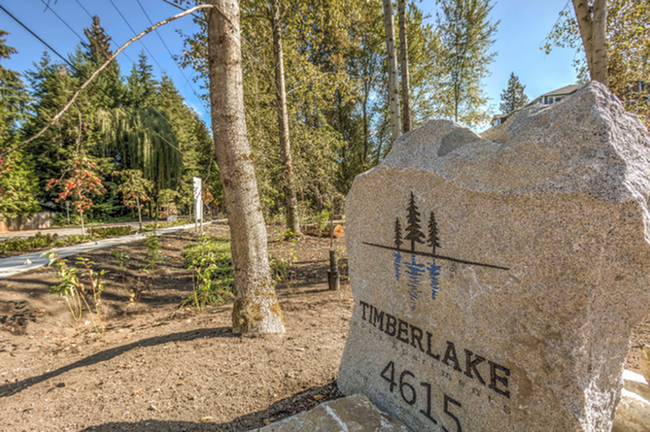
xmin=79 ymin=381 xmax=341 ymax=432
xmin=0 ymin=327 xmax=234 ymax=398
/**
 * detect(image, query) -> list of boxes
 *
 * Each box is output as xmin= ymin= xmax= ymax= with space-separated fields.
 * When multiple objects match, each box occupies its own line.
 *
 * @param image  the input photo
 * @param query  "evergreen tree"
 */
xmin=437 ymin=0 xmax=499 ymax=126
xmin=81 ymin=16 xmax=113 ymax=65
xmin=427 ymin=211 xmax=441 ymax=255
xmin=404 ymin=192 xmax=424 ymax=251
xmin=23 ymin=53 xmax=93 ymax=206
xmin=0 ymin=30 xmax=40 ymax=222
xmin=126 ymin=52 xmax=155 ymax=108
xmin=0 ymin=30 xmax=30 ymax=125
xmin=499 ymin=72 xmax=528 ymax=114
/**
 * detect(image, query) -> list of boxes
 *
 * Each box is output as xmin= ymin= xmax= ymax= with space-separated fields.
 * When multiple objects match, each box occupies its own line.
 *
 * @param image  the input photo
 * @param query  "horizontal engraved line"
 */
xmin=362 ymin=242 xmax=509 ymax=271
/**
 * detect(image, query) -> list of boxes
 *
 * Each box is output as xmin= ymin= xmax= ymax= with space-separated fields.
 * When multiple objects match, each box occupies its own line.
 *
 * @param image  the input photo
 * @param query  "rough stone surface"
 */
xmin=613 ymin=370 xmax=650 ymax=432
xmin=338 ymin=82 xmax=650 ymax=432
xmin=252 ymin=394 xmax=412 ymax=431
xmin=640 ymin=346 xmax=650 ymax=385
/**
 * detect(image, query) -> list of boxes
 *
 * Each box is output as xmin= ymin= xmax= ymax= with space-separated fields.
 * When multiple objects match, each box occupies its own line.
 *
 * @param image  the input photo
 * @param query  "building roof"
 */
xmin=540 ymin=84 xmax=583 ymax=98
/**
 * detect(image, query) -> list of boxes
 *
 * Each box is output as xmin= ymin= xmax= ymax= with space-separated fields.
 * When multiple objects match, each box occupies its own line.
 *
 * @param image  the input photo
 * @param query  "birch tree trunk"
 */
xmin=572 ymin=0 xmax=609 ymax=86
xmin=271 ymin=0 xmax=300 ymax=236
xmin=207 ymin=0 xmax=285 ymax=334
xmin=398 ymin=0 xmax=411 ymax=133
xmin=382 ymin=0 xmax=402 ymax=142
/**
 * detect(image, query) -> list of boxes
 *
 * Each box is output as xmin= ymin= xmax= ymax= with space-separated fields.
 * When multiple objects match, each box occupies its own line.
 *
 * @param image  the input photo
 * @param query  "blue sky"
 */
xmin=1 ymin=0 xmax=579 ymax=128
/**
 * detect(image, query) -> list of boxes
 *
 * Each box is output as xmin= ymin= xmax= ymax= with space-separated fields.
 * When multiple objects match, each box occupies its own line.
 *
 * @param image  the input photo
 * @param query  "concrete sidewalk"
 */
xmin=0 ymin=221 xmax=214 ymax=279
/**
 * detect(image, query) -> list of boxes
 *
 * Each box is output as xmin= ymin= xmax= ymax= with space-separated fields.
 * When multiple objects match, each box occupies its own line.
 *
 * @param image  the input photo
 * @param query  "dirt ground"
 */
xmin=2 ymin=223 xmax=650 ymax=432
xmin=0 ymin=224 xmax=351 ymax=432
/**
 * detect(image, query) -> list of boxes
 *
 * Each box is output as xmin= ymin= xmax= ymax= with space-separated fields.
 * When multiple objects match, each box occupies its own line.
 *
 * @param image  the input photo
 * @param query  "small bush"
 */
xmin=182 ymin=236 xmax=234 ymax=310
xmin=90 ymin=226 xmax=134 ymax=237
xmin=144 ymin=234 xmax=164 ymax=272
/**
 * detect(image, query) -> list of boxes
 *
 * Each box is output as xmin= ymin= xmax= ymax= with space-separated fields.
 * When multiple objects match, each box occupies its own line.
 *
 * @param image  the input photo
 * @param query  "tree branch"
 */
xmin=0 ymin=4 xmax=214 ymax=160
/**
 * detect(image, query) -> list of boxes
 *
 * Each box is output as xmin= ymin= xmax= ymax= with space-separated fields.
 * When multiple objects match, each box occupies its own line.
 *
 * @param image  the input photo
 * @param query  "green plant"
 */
xmin=315 ymin=209 xmax=331 ymax=232
xmin=111 ymin=248 xmax=136 ymax=302
xmin=269 ymin=255 xmax=294 ymax=293
xmin=144 ymin=233 xmax=163 ymax=272
xmin=91 ymin=226 xmax=134 ymax=237
xmin=47 ymin=253 xmax=107 ymax=335
xmin=182 ymin=236 xmax=234 ymax=311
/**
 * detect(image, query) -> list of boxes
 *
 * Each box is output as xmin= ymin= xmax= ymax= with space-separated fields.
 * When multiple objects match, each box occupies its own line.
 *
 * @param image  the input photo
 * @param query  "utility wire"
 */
xmin=0 ymin=4 xmax=182 ymax=155
xmin=40 ymin=0 xmax=84 ymax=41
xmin=109 ymin=0 xmax=165 ymax=71
xmin=73 ymin=0 xmax=135 ymax=65
xmin=135 ymin=0 xmax=201 ymax=99
xmin=0 ymin=4 xmax=76 ymax=70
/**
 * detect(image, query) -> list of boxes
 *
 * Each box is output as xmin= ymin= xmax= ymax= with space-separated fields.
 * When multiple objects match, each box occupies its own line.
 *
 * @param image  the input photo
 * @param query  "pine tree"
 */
xmin=394 ymin=217 xmax=403 ymax=250
xmin=499 ymin=72 xmax=528 ymax=114
xmin=404 ymin=192 xmax=425 ymax=251
xmin=427 ymin=211 xmax=441 ymax=255
xmin=81 ymin=16 xmax=113 ymax=65
xmin=126 ymin=52 xmax=155 ymax=108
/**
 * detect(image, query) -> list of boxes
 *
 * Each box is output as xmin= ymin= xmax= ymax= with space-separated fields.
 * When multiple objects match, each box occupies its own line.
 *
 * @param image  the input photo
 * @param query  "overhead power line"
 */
xmin=109 ymin=0 xmax=164 ymax=71
xmin=0 ymin=3 xmax=182 ymax=155
xmin=135 ymin=0 xmax=201 ymax=99
xmin=0 ymin=4 xmax=76 ymax=70
xmin=40 ymin=0 xmax=84 ymax=41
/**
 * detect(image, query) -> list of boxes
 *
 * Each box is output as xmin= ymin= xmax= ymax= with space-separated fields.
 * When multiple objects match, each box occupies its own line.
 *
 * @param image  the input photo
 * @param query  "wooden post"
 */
xmin=328 ymin=249 xmax=340 ymax=291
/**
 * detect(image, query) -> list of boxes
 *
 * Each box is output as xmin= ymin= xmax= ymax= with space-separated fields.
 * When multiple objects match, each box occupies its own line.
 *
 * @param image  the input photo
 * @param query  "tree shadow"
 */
xmin=0 ymin=327 xmax=234 ymax=399
xmin=78 ymin=381 xmax=341 ymax=432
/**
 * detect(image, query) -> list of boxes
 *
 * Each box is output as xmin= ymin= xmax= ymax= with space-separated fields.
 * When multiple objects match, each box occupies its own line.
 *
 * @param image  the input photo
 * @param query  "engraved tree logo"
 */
xmin=365 ymin=191 xmax=509 ymax=308
xmin=393 ymin=218 xmax=403 ymax=281
xmin=394 ymin=218 xmax=403 ymax=250
xmin=404 ymin=192 xmax=425 ymax=252
xmin=427 ymin=211 xmax=441 ymax=255
xmin=403 ymin=192 xmax=425 ymax=310
xmin=427 ymin=212 xmax=442 ymax=300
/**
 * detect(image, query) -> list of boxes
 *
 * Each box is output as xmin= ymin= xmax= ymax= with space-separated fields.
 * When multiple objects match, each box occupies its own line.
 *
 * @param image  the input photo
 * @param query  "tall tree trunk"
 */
xmin=572 ymin=0 xmax=609 ymax=86
xmin=271 ymin=0 xmax=300 ymax=236
xmin=398 ymin=0 xmax=411 ymax=133
xmin=207 ymin=0 xmax=285 ymax=334
xmin=80 ymin=212 xmax=85 ymax=236
xmin=382 ymin=0 xmax=402 ymax=142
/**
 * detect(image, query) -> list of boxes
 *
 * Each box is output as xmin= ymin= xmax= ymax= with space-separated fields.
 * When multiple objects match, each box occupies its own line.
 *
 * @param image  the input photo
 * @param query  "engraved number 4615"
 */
xmin=381 ymin=360 xmax=462 ymax=432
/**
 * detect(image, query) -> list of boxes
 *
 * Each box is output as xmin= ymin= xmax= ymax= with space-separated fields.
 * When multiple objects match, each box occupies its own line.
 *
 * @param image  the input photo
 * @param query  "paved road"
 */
xmin=0 ymin=221 xmax=213 ymax=279
xmin=0 ymin=220 xmax=197 ymax=241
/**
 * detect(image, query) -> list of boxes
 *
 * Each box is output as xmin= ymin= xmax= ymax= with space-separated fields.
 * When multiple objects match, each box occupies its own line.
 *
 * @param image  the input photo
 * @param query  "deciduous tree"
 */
xmin=437 ymin=0 xmax=499 ymax=126
xmin=207 ymin=0 xmax=285 ymax=333
xmin=114 ymin=169 xmax=153 ymax=230
xmin=48 ymin=159 xmax=105 ymax=235
xmin=382 ymin=0 xmax=402 ymax=141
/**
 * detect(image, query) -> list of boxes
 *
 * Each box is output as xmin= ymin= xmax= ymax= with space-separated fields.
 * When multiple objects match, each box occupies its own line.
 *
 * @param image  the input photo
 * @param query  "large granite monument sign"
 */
xmin=338 ymin=82 xmax=650 ymax=431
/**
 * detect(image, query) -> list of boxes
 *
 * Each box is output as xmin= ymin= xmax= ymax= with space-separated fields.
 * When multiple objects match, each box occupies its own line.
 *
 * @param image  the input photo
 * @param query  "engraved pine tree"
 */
xmin=393 ymin=217 xmax=403 ymax=281
xmin=427 ymin=211 xmax=441 ymax=256
xmin=394 ymin=218 xmax=403 ymax=250
xmin=404 ymin=192 xmax=425 ymax=252
xmin=427 ymin=211 xmax=442 ymax=301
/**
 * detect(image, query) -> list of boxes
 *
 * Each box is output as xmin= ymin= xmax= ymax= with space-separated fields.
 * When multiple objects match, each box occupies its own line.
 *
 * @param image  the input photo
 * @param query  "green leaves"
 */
xmin=182 ymin=236 xmax=235 ymax=311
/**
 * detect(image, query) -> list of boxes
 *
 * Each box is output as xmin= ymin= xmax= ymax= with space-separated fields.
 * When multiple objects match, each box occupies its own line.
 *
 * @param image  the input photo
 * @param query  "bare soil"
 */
xmin=0 ymin=225 xmax=351 ymax=432
xmin=1 ymin=223 xmax=649 ymax=432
